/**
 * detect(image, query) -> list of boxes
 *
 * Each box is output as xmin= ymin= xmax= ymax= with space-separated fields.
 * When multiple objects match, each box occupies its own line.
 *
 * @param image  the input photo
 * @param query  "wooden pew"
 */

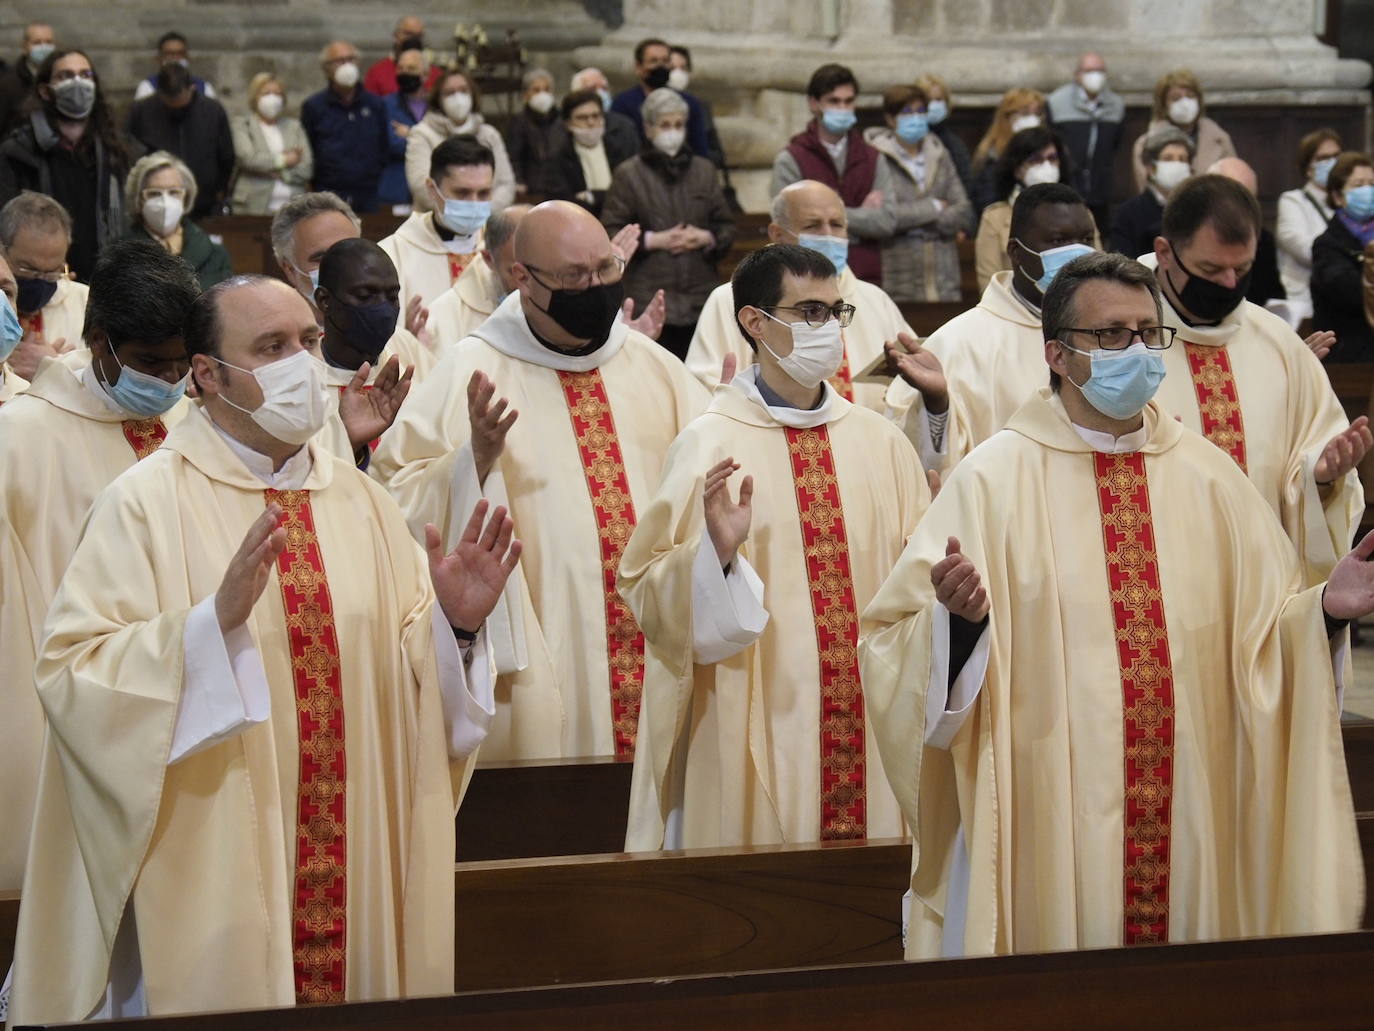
xmin=1323 ymin=361 xmax=1374 ymax=535
xmin=196 ymin=213 xmax=407 ymax=279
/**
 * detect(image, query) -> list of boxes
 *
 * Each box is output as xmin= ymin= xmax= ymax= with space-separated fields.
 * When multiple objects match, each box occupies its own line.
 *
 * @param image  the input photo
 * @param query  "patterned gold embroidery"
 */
xmin=1184 ymin=343 xmax=1247 ymax=472
xmin=120 ymin=418 xmax=168 ymax=461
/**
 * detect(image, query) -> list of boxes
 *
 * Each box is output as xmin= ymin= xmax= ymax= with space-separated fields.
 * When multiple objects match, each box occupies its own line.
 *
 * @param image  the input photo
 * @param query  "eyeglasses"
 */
xmin=12 ymin=263 xmax=68 ymax=282
xmin=767 ymin=302 xmax=856 ymax=329
xmin=524 ymin=253 xmax=626 ymax=292
xmin=1057 ymin=325 xmax=1177 ymax=350
xmin=141 ymin=188 xmax=186 ymax=201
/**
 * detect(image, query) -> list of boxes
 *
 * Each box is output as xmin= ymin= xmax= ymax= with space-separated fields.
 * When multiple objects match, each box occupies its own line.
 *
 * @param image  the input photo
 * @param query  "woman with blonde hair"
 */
xmin=970 ymin=87 xmax=1045 ymax=215
xmin=404 ymin=67 xmax=515 ymax=212
xmin=230 ymin=71 xmax=312 ymax=215
xmin=1129 ymin=69 xmax=1234 ymax=190
xmin=123 ymin=151 xmax=232 ymax=288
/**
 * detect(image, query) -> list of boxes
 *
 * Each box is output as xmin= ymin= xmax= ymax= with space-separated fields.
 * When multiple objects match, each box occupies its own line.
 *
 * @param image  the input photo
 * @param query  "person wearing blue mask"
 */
xmin=865 ymin=82 xmax=972 ymax=304
xmin=0 ymin=237 xmax=199 ymax=898
xmin=772 ymin=63 xmax=895 ymax=286
xmin=1311 ymin=152 xmax=1374 ymax=363
xmin=915 ymin=73 xmax=973 ymax=199
xmin=1278 ymin=128 xmax=1343 ymax=324
xmin=0 ymin=250 xmax=25 ymax=403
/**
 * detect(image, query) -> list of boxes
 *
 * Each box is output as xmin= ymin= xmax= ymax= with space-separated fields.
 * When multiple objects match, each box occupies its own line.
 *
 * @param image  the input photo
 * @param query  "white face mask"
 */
xmin=1021 ymin=160 xmax=1060 ymax=187
xmin=1010 ymin=113 xmax=1042 ymax=133
xmin=571 ymin=124 xmax=604 ymax=148
xmin=142 ymin=193 xmax=184 ymax=237
xmin=1152 ymin=159 xmax=1192 ymax=193
xmin=256 ymin=93 xmax=284 ymax=120
xmin=332 ymin=61 xmax=359 ymax=89
xmin=1167 ymin=95 xmax=1199 ymax=127
xmin=667 ymin=67 xmax=689 ymax=92
xmin=757 ymin=310 xmax=844 ymax=389
xmin=215 ymin=349 xmax=331 ymax=446
xmin=652 ymin=127 xmax=685 ymax=156
xmin=1079 ymin=70 xmax=1106 ymax=95
xmin=528 ymin=89 xmax=554 ymax=114
xmin=443 ymin=91 xmax=473 ymax=123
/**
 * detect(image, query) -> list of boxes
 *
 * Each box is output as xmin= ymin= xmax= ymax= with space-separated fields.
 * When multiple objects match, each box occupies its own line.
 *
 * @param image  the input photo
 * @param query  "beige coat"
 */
xmin=229 ymin=113 xmax=313 ymax=215
xmin=403 ymin=111 xmax=515 ymax=213
xmin=1131 ymin=115 xmax=1236 ymax=191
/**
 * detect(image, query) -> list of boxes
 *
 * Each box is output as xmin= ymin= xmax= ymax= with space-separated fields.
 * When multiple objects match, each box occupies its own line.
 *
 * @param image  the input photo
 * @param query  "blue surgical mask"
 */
xmin=0 ymin=294 xmax=22 ymax=364
xmin=926 ymin=99 xmax=948 ymax=126
xmin=1060 ymin=340 xmax=1166 ymax=420
xmin=1313 ymin=156 xmax=1336 ymax=188
xmin=442 ymin=197 xmax=491 ymax=236
xmin=28 ymin=43 xmax=54 ymax=66
xmin=597 ymin=88 xmax=612 ymax=111
xmin=1345 ymin=184 xmax=1374 ymax=221
xmin=798 ymin=233 xmax=849 ymax=276
xmin=1015 ymin=239 xmax=1095 ymax=294
xmin=895 ymin=112 xmax=929 ymax=145
xmin=820 ymin=108 xmax=857 ymax=135
xmin=107 ymin=348 xmax=188 ymax=417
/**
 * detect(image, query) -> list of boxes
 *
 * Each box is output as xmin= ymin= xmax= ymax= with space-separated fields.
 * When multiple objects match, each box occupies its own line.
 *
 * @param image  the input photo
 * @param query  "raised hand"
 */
xmin=622 ymin=289 xmax=667 ymax=341
xmin=1315 ymin=416 xmax=1372 ymax=486
xmin=426 ymin=499 xmax=522 ymax=634
xmin=467 ymin=370 xmax=518 ymax=485
xmin=10 ymin=331 xmax=69 ymax=381
xmin=704 ymin=457 xmax=753 ymax=567
xmin=1324 ymin=530 xmax=1374 ymax=621
xmin=926 ymin=468 xmax=942 ymax=500
xmin=339 ymin=356 xmax=414 ymax=450
xmin=610 ymin=223 xmax=643 ymax=264
xmin=931 ymin=536 xmax=989 ymax=622
xmin=884 ymin=332 xmax=948 ymax=412
xmin=404 ymin=294 xmax=434 ymax=350
xmin=215 ymin=504 xmax=288 ymax=632
xmin=1304 ymin=330 xmax=1336 ymax=360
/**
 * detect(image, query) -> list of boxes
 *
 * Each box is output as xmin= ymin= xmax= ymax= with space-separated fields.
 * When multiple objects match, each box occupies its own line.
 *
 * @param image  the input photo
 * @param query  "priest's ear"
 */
xmin=191 ymin=352 xmax=223 ymax=397
xmin=1044 ymin=334 xmax=1070 ymax=390
xmin=735 ymin=305 xmax=766 ymax=353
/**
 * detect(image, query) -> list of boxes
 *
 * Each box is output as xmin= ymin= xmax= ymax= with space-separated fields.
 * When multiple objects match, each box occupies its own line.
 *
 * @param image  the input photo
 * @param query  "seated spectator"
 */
xmin=230 ymin=72 xmax=312 ymax=215
xmin=1277 ymin=128 xmax=1342 ymax=323
xmin=1131 ymin=69 xmax=1235 ymax=190
xmin=668 ymin=45 xmax=725 ymax=169
xmin=1046 ymin=52 xmax=1124 ymax=231
xmin=610 ymin=39 xmax=711 ymax=158
xmin=506 ymin=68 xmax=562 ymax=199
xmin=915 ymin=72 xmax=973 ymax=199
xmin=301 ymin=41 xmax=389 ymax=213
xmin=1312 ymin=151 xmax=1374 ymax=362
xmin=547 ymin=89 xmax=639 ymax=217
xmin=0 ymin=191 xmax=87 ymax=378
xmin=0 ymin=49 xmax=127 ymax=282
xmin=1109 ymin=125 xmax=1194 ymax=259
xmin=602 ymin=88 xmax=735 ymax=359
xmin=970 ymin=87 xmax=1046 ymax=216
xmin=864 ymin=83 xmax=972 ymax=302
xmin=404 ymin=68 xmax=515 ymax=213
xmin=131 ymin=32 xmax=217 ymax=102
xmin=364 ymin=15 xmax=441 ymax=96
xmin=378 ymin=41 xmax=430 ymax=207
xmin=125 ymin=62 xmax=234 ymax=218
xmin=1208 ymin=156 xmax=1284 ymax=310
xmin=123 ymin=151 xmax=232 ymax=290
xmin=771 ymin=63 xmax=894 ymax=285
xmin=0 ymin=22 xmax=56 ymax=136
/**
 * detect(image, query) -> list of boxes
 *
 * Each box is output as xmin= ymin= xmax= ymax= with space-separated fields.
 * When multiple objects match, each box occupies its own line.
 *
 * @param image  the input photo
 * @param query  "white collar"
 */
xmin=822 ymin=135 xmax=848 ymax=162
xmin=80 ymin=358 xmax=137 ymax=417
xmin=1070 ymin=420 xmax=1148 ymax=454
xmin=733 ymin=364 xmax=838 ymax=429
xmin=208 ymin=413 xmax=314 ymax=489
xmin=472 ymin=290 xmax=627 ymax=372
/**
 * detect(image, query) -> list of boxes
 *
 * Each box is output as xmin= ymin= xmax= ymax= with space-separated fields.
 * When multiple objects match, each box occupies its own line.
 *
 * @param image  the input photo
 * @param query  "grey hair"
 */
xmin=124 ymin=151 xmax=197 ymax=224
xmin=484 ymin=204 xmax=529 ymax=253
xmin=270 ymin=191 xmax=360 ymax=262
xmin=570 ymin=67 xmax=603 ymax=92
xmin=0 ymin=190 xmax=73 ymax=247
xmin=522 ymin=68 xmax=553 ymax=92
xmin=642 ymin=86 xmax=688 ymax=126
xmin=1142 ymin=125 xmax=1195 ymax=166
xmin=769 ymin=190 xmax=793 ymax=232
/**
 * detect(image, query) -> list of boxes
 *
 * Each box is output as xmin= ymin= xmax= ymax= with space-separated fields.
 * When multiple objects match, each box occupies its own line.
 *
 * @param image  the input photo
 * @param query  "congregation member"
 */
xmin=1277 ymin=128 xmax=1342 ymax=323
xmin=863 ymin=251 xmax=1367 ymax=959
xmin=1046 ymin=52 xmax=1124 ymax=230
xmin=1131 ymin=69 xmax=1235 ymax=190
xmin=373 ymin=200 xmax=709 ymax=761
xmin=378 ymin=42 xmax=431 ymax=208
xmin=123 ymin=151 xmax=233 ymax=289
xmin=0 ymin=49 xmax=128 ymax=282
xmin=571 ymin=67 xmax=615 ymax=114
xmin=1312 ymin=151 xmax=1374 ymax=363
xmin=667 ymin=45 xmax=726 ymax=169
xmin=506 ymin=68 xmax=562 ymax=199
xmin=125 ymin=64 xmax=235 ymax=218
xmin=601 ymin=87 xmax=736 ymax=359
xmin=915 ymin=73 xmax=973 ymax=197
xmin=7 ymin=272 xmax=519 ymax=1023
xmin=230 ymin=72 xmax=313 ymax=216
xmin=547 ymin=88 xmax=640 ymax=218
xmin=1208 ymin=157 xmax=1285 ymax=310
xmin=0 ymin=239 xmax=198 ymax=898
xmin=687 ymin=180 xmax=917 ymax=415
xmin=771 ymin=63 xmax=894 ymax=286
xmin=611 ymin=38 xmax=711 ymax=158
xmin=404 ymin=68 xmax=515 ymax=214
xmin=0 ymin=251 xmax=22 ymax=401
xmin=363 ymin=14 xmax=440 ymax=97
xmin=622 ymin=243 xmax=931 ymax=850
xmin=865 ymin=82 xmax=972 ymax=304
xmin=301 ymin=41 xmax=388 ymax=213
xmin=1108 ymin=125 xmax=1193 ymax=260
xmin=0 ymin=22 xmax=55 ymax=135
xmin=1 ymin=191 xmax=87 ymax=379
xmin=969 ymin=87 xmax=1046 ymax=216
xmin=131 ymin=31 xmax=217 ymax=102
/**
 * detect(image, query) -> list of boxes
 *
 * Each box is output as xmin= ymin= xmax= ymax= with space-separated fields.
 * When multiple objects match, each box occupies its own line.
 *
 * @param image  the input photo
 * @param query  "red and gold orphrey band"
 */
xmin=785 ymin=426 xmax=866 ymax=841
xmin=557 ymin=370 xmax=645 ymax=758
xmin=828 ymin=335 xmax=855 ymax=402
xmin=265 ymin=489 xmax=348 ymax=1003
xmin=120 ymin=418 xmax=168 ymax=460
xmin=18 ymin=310 xmax=42 ymax=340
xmin=1184 ymin=343 xmax=1247 ymax=472
xmin=1094 ymin=452 xmax=1176 ymax=946
xmin=447 ymin=251 xmax=476 ymax=285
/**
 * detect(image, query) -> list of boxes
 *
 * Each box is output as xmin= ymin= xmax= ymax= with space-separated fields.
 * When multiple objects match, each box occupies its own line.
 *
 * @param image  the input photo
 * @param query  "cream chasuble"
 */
xmin=621 ymin=368 xmax=928 ymax=850
xmin=0 ymin=354 xmax=188 ymax=892
xmin=684 ymin=266 xmax=911 ymax=413
xmin=427 ymin=256 xmax=504 ymax=354
xmin=16 ymin=278 xmax=89 ymax=351
xmin=379 ymin=213 xmax=483 ymax=315
xmin=373 ymin=293 xmax=710 ymax=760
xmin=860 ymin=388 xmax=1361 ymax=961
xmin=9 ymin=406 xmax=488 ymax=1024
xmin=0 ymin=367 xmax=28 ymax=404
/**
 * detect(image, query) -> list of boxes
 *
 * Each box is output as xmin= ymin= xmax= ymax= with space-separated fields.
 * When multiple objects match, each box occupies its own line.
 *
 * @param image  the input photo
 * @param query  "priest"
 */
xmin=861 ymin=251 xmax=1366 ymax=961
xmin=7 ymin=274 xmax=519 ymax=1023
xmin=427 ymin=204 xmax=531 ymax=350
xmin=621 ymin=244 xmax=932 ymax=850
xmin=0 ymin=249 xmax=26 ymax=403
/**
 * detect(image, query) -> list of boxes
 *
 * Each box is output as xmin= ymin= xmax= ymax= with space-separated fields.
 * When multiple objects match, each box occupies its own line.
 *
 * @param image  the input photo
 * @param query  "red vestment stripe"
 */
xmin=556 ymin=369 xmax=645 ymax=758
xmin=829 ymin=334 xmax=855 ymax=402
xmin=1184 ymin=343 xmax=1247 ymax=472
xmin=18 ymin=310 xmax=42 ymax=340
xmin=447 ymin=251 xmax=476 ymax=285
xmin=120 ymin=418 xmax=168 ymax=460
xmin=1093 ymin=451 xmax=1176 ymax=946
xmin=785 ymin=425 xmax=866 ymax=841
xmin=265 ymin=489 xmax=348 ymax=1003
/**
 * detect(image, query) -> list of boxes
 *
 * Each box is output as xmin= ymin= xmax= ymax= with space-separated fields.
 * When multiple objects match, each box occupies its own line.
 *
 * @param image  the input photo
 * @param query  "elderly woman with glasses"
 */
xmin=601 ymin=87 xmax=735 ymax=359
xmin=123 ymin=150 xmax=232 ymax=289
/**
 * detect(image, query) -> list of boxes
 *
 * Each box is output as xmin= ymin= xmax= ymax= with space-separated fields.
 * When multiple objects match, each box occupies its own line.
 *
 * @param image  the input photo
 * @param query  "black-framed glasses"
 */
xmin=524 ymin=253 xmax=625 ymax=292
xmin=768 ymin=302 xmax=856 ymax=329
xmin=1057 ymin=325 xmax=1176 ymax=350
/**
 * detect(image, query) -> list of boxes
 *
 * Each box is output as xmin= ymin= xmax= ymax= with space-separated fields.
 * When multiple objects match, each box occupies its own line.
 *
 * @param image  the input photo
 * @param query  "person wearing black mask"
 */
xmin=126 ymin=61 xmax=235 ymax=218
xmin=609 ymin=37 xmax=710 ymax=158
xmin=1147 ymin=173 xmax=1368 ymax=586
xmin=372 ymin=200 xmax=709 ymax=762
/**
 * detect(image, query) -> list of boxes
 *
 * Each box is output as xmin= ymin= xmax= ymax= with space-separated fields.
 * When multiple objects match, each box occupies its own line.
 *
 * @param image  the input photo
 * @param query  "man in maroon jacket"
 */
xmin=770 ymin=64 xmax=895 ymax=285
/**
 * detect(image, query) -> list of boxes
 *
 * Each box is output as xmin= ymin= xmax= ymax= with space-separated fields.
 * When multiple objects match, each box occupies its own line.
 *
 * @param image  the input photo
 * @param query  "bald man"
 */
xmin=1208 ymin=156 xmax=1287 ymax=309
xmin=427 ymin=204 xmax=531 ymax=350
xmin=375 ymin=201 xmax=710 ymax=760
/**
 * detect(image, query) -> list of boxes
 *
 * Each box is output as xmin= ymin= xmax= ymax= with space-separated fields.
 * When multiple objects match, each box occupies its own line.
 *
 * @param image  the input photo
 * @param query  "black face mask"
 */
xmin=326 ymin=297 xmax=399 ymax=365
xmin=16 ymin=276 xmax=57 ymax=315
xmin=644 ymin=65 xmax=670 ymax=90
xmin=534 ymin=280 xmax=625 ymax=350
xmin=1165 ymin=243 xmax=1250 ymax=325
xmin=396 ymin=73 xmax=422 ymax=95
